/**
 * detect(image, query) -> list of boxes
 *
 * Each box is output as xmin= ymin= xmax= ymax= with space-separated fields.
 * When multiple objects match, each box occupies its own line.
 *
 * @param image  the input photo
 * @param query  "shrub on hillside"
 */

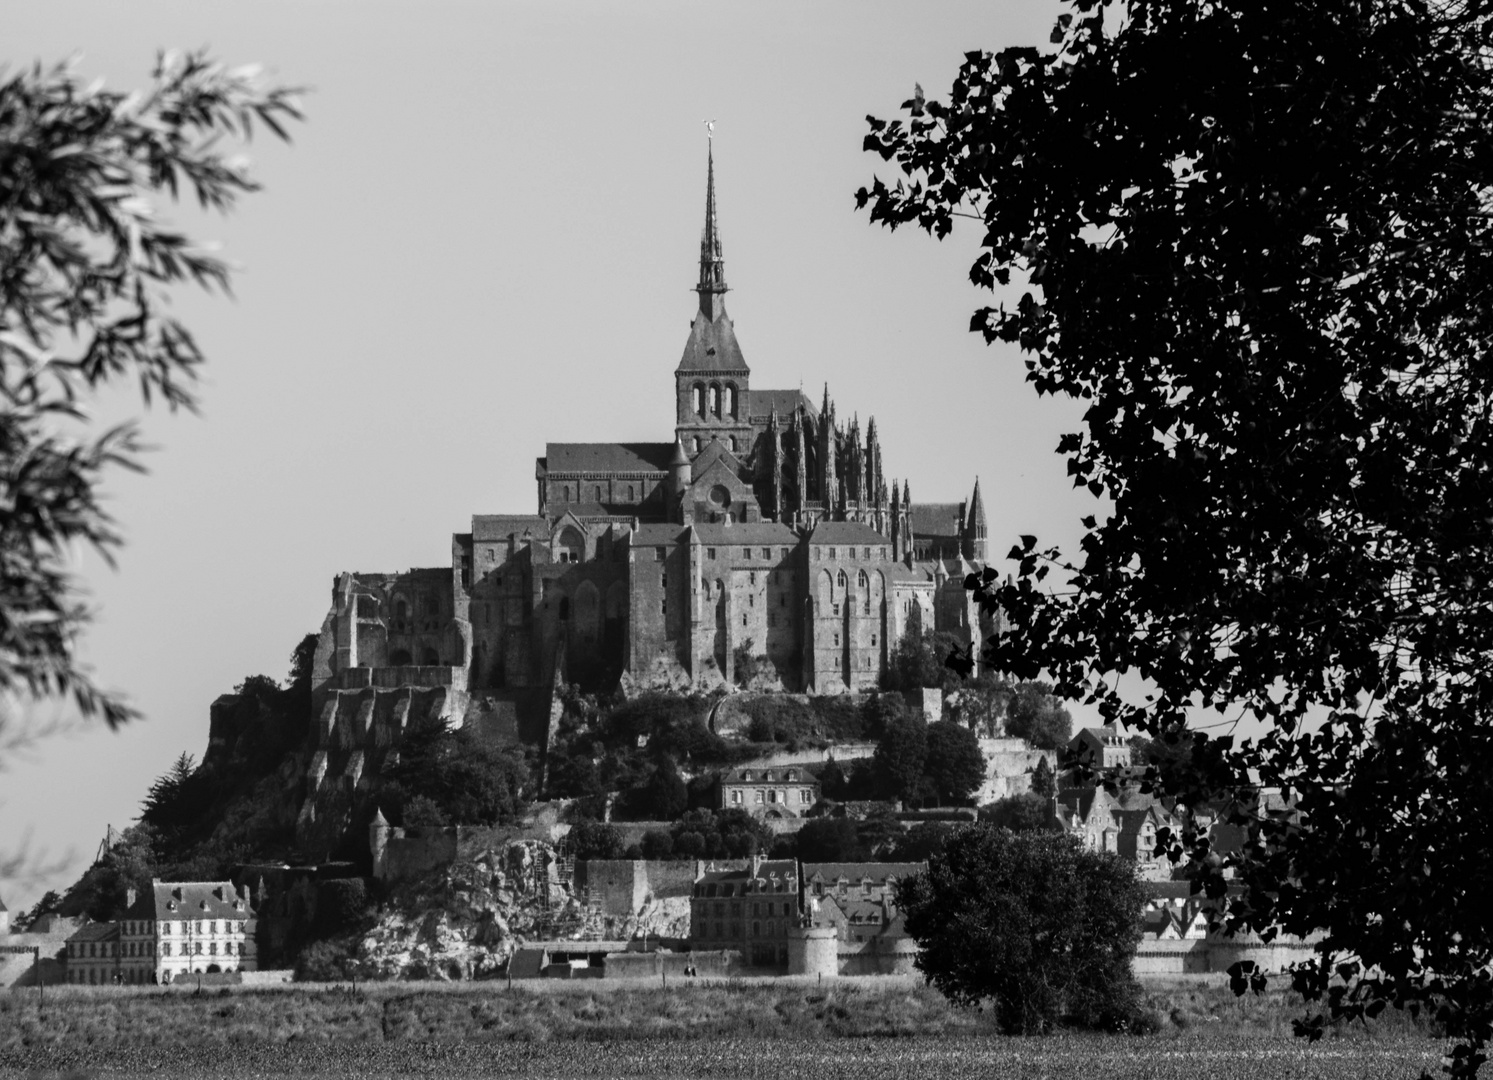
xmin=314 ymin=878 xmax=370 ymax=935
xmin=567 ymin=819 xmax=627 ymax=860
xmin=796 ymin=818 xmax=870 ymax=862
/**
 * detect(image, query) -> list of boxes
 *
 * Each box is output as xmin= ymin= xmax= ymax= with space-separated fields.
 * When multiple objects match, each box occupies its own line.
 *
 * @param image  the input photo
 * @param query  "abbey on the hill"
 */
xmin=310 ymin=145 xmax=993 ymax=703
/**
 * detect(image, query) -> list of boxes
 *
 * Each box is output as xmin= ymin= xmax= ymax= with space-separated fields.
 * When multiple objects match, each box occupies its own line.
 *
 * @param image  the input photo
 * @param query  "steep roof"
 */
xmin=802 ymin=862 xmax=926 ymax=883
xmin=751 ymin=389 xmax=816 ymax=420
xmin=631 ymin=524 xmax=688 ymax=545
xmin=472 ymin=515 xmax=549 ymax=542
xmin=690 ymin=522 xmax=799 ymax=546
xmin=65 ymin=921 xmax=120 ymax=943
xmin=130 ymin=881 xmax=253 ymax=921
xmin=807 ymin=521 xmax=891 ymax=546
xmin=723 ymin=766 xmax=817 ymax=784
xmin=677 ymin=309 xmax=748 ymax=373
xmin=542 ymin=443 xmax=675 ymax=474
xmin=909 ymin=502 xmax=964 ymax=539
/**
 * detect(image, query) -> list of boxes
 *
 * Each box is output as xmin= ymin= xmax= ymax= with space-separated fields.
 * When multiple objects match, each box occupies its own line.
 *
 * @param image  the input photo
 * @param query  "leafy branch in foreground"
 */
xmin=861 ymin=2 xmax=1493 ymax=1076
xmin=0 ymin=51 xmax=303 ymax=727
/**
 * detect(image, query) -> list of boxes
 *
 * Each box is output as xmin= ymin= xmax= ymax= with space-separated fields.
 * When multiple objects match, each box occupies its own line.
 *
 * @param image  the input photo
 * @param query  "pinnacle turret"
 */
xmin=697 ymin=142 xmax=727 ymax=317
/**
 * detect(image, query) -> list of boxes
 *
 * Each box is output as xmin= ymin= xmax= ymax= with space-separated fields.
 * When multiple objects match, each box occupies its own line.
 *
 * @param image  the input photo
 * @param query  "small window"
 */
xmin=781 ymin=548 xmax=790 ymax=559
xmin=742 ymin=613 xmax=748 ymax=626
xmin=564 ymin=487 xmax=571 ymax=503
xmin=595 ymin=485 xmax=603 ymax=502
xmin=750 ymin=572 xmax=756 ymax=586
xmin=755 ymin=790 xmax=765 ymax=804
xmin=762 ymin=548 xmax=771 ymax=559
xmin=834 ymin=633 xmax=840 ymax=646
xmin=708 ymin=547 xmax=717 ymax=559
xmin=743 ymin=547 xmax=751 ymax=558
xmin=828 ymin=548 xmax=837 ymax=560
xmin=655 ymin=546 xmax=667 ymax=561
xmin=661 ymin=600 xmax=667 ymax=614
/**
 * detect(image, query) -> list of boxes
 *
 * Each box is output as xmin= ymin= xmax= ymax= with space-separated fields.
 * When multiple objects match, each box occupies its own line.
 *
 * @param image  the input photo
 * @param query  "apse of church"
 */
xmin=309 ymin=143 xmax=994 ymax=706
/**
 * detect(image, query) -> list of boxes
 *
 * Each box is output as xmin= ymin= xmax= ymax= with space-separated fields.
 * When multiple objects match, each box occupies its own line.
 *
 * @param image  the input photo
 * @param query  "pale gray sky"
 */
xmin=1 ymin=0 xmax=1102 ymax=912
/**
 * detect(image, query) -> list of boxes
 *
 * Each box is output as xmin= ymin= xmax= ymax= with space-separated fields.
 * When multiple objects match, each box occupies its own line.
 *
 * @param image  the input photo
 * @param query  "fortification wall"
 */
xmin=603 ymin=948 xmax=741 ymax=980
xmin=1133 ymin=932 xmax=1323 ymax=976
xmin=838 ymin=936 xmax=918 ymax=976
xmin=574 ymin=860 xmax=707 ymax=918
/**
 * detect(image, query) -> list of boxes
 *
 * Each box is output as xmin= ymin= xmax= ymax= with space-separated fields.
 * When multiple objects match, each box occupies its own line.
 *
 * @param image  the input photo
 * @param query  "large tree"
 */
xmin=898 ymin=825 xmax=1144 ymax=1034
xmin=0 ymin=53 xmax=301 ymax=732
xmin=859 ymin=1 xmax=1493 ymax=1071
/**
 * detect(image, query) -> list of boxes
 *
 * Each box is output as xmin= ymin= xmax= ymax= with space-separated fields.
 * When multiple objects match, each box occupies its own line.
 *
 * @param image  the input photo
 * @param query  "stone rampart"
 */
xmin=574 ymin=860 xmax=704 ymax=918
xmin=604 ymin=949 xmax=742 ymax=979
xmin=838 ymin=936 xmax=918 ymax=976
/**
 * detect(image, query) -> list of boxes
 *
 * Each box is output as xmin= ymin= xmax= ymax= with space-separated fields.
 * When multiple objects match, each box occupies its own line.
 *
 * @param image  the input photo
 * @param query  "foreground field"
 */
xmin=0 ymin=977 xmax=1446 ymax=1079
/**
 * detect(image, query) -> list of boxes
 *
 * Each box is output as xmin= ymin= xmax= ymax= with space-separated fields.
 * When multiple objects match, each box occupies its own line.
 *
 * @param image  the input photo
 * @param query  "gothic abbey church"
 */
xmin=310 ymin=148 xmax=993 ymax=714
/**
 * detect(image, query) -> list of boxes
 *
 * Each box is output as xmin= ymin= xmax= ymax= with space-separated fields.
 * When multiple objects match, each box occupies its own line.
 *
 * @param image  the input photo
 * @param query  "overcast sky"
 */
xmin=1 ymin=0 xmax=1102 ymax=913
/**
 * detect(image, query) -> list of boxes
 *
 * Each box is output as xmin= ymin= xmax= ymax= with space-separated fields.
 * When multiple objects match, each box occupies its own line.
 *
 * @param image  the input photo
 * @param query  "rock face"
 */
xmin=355 ymin=839 xmax=687 ymax=981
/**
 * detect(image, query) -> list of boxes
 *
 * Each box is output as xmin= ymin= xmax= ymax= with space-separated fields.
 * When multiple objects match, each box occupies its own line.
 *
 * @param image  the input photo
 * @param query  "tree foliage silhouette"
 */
xmin=860 ymin=1 xmax=1493 ymax=1072
xmin=0 ymin=52 xmax=302 ymax=730
xmin=898 ymin=826 xmax=1144 ymax=1034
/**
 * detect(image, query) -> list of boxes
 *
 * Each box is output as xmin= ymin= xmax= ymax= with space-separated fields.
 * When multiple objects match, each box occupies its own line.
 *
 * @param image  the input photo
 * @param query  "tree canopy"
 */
xmin=898 ymin=825 xmax=1144 ymax=1034
xmin=0 ymin=52 xmax=301 ymax=730
xmin=859 ymin=1 xmax=1493 ymax=1069
xmin=383 ymin=719 xmax=530 ymax=827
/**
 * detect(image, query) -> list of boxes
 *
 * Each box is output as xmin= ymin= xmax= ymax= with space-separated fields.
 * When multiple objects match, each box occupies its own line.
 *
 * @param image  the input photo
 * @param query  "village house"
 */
xmin=718 ymin=766 xmax=819 ymax=819
xmin=689 ymin=857 xmax=799 ymax=968
xmin=63 ymin=922 xmax=121 ymax=986
xmin=800 ymin=862 xmax=924 ymax=945
xmin=63 ymin=880 xmax=258 ymax=986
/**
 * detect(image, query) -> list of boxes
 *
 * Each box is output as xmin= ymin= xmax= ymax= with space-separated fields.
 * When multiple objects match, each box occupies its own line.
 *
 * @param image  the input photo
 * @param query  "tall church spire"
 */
xmin=697 ymin=142 xmax=727 ymax=319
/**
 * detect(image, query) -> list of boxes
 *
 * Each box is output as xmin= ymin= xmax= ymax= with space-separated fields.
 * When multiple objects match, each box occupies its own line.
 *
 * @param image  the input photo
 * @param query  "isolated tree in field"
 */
xmin=860 ymin=0 xmax=1493 ymax=1068
xmin=898 ymin=825 xmax=1143 ymax=1034
xmin=0 ymin=52 xmax=302 ymax=732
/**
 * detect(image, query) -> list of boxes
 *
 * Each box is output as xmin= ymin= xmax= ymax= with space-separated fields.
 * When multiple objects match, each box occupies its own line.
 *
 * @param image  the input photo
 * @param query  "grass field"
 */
xmin=0 ymin=976 xmax=1447 ymax=1079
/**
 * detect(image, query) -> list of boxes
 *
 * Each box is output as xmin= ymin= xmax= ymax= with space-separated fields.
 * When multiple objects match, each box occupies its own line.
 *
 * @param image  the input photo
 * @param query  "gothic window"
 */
xmin=694 ymin=383 xmax=706 ymax=416
xmin=725 ymin=384 xmax=737 ymax=418
xmin=837 ymin=570 xmax=847 ymax=588
xmin=858 ymin=570 xmax=868 ymax=589
xmin=709 ymin=384 xmax=721 ymax=417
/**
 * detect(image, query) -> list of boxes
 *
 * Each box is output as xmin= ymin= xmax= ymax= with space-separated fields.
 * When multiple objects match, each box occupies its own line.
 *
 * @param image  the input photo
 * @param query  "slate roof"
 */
xmin=723 ymin=766 xmax=816 ymax=784
xmin=65 ymin=921 xmax=120 ymax=944
xmin=909 ymin=503 xmax=964 ymax=539
xmin=750 ymin=389 xmax=816 ymax=420
xmin=677 ymin=309 xmax=749 ymax=372
xmin=508 ymin=947 xmax=546 ymax=979
xmin=126 ymin=881 xmax=253 ymax=921
xmin=802 ymin=862 xmax=926 ymax=884
xmin=542 ymin=443 xmax=675 ymax=474
xmin=472 ymin=515 xmax=549 ymax=542
xmin=690 ymin=522 xmax=800 ymax=546
xmin=807 ymin=522 xmax=892 ymax=546
xmin=631 ymin=524 xmax=688 ymax=545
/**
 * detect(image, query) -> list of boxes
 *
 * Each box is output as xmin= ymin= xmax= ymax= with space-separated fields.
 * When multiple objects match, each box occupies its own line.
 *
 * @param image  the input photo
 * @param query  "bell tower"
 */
xmin=675 ymin=136 xmax=752 ymax=458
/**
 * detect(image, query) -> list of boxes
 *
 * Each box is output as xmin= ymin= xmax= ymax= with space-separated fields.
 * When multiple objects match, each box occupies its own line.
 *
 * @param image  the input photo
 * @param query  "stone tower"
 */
xmin=963 ymin=476 xmax=988 ymax=562
xmin=674 ymin=141 xmax=753 ymax=457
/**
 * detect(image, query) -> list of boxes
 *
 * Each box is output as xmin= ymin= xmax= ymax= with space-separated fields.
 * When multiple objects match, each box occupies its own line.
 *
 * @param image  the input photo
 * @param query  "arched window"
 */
xmin=725 ymin=384 xmax=737 ymax=418
xmin=421 ymin=647 xmax=439 ymax=665
xmin=709 ymin=384 xmax=721 ymax=417
xmin=595 ymin=485 xmax=603 ymax=502
xmin=837 ymin=570 xmax=847 ymax=588
xmin=390 ymin=648 xmax=411 ymax=666
xmin=694 ymin=383 xmax=706 ymax=416
xmin=858 ymin=570 xmax=869 ymax=589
